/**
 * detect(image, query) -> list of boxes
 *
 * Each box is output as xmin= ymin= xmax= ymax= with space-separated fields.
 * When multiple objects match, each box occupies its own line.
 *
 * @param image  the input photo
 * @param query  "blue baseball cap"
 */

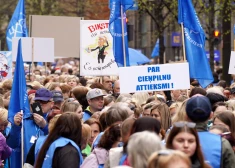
xmin=34 ymin=88 xmax=53 ymax=101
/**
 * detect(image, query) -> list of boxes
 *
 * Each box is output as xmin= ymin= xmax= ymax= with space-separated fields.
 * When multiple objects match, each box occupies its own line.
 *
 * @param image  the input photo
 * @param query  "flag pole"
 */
xmin=121 ymin=5 xmax=127 ymax=67
xmin=180 ymin=23 xmax=186 ymax=61
xmin=21 ymin=109 xmax=24 ymax=167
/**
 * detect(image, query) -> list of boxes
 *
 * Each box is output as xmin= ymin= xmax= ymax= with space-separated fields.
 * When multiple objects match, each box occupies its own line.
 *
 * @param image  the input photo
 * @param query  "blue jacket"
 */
xmin=6 ymin=113 xmax=48 ymax=167
xmin=198 ymin=131 xmax=221 ymax=168
xmin=41 ymin=137 xmax=83 ymax=168
xmin=83 ymin=107 xmax=92 ymax=122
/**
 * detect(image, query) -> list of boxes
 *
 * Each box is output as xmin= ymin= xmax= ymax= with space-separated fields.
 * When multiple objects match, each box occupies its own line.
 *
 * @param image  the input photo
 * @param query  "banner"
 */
xmin=119 ymin=63 xmax=190 ymax=93
xmin=229 ymin=51 xmax=235 ymax=74
xmin=0 ymin=51 xmax=12 ymax=81
xmin=80 ymin=20 xmax=119 ymax=76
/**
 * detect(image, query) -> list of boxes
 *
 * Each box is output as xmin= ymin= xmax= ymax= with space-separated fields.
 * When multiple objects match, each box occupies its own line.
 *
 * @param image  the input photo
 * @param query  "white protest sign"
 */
xmin=119 ymin=62 xmax=190 ymax=93
xmin=12 ymin=37 xmax=54 ymax=62
xmin=0 ymin=51 xmax=12 ymax=81
xmin=80 ymin=20 xmax=119 ymax=76
xmin=229 ymin=51 xmax=235 ymax=74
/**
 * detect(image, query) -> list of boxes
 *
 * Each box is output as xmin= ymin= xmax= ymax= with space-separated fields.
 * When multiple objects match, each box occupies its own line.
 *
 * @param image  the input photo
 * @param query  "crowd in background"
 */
xmin=0 ymin=59 xmax=235 ymax=168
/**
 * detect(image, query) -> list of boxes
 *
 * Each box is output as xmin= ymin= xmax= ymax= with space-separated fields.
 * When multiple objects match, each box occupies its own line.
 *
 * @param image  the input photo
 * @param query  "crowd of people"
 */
xmin=0 ymin=61 xmax=235 ymax=168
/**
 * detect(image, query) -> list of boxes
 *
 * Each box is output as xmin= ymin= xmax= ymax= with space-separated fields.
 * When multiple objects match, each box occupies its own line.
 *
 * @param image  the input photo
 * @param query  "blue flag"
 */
xmin=6 ymin=0 xmax=28 ymax=51
xmin=151 ymin=39 xmax=159 ymax=58
xmin=178 ymin=0 xmax=213 ymax=88
xmin=8 ymin=39 xmax=30 ymax=124
xmin=109 ymin=0 xmax=135 ymax=67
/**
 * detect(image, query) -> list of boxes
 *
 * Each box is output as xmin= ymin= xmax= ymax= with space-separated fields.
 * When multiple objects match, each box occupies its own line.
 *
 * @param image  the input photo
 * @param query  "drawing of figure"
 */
xmin=87 ymin=36 xmax=109 ymax=64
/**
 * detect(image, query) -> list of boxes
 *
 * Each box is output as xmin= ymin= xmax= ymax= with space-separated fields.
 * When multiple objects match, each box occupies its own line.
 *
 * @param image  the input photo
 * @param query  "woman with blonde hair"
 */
xmin=147 ymin=150 xmax=191 ymax=168
xmin=127 ymin=131 xmax=164 ymax=168
xmin=171 ymin=99 xmax=189 ymax=124
xmin=132 ymin=92 xmax=150 ymax=107
xmin=150 ymin=103 xmax=172 ymax=131
xmin=66 ymin=75 xmax=80 ymax=88
xmin=60 ymin=100 xmax=83 ymax=120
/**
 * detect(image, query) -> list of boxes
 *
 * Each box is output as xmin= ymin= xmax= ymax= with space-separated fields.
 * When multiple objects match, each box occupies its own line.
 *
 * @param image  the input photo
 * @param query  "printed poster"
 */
xmin=0 ymin=51 xmax=12 ymax=81
xmin=80 ymin=20 xmax=119 ymax=76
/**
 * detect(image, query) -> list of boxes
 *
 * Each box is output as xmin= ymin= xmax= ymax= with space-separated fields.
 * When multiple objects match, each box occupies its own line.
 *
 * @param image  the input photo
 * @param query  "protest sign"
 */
xmin=80 ymin=20 xmax=119 ymax=76
xmin=119 ymin=62 xmax=190 ymax=93
xmin=0 ymin=51 xmax=12 ymax=81
xmin=12 ymin=37 xmax=54 ymax=62
xmin=229 ymin=51 xmax=235 ymax=74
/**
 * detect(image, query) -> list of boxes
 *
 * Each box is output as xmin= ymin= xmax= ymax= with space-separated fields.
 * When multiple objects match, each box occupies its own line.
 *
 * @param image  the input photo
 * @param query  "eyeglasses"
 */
xmin=174 ymin=122 xmax=196 ymax=128
xmin=35 ymin=100 xmax=52 ymax=104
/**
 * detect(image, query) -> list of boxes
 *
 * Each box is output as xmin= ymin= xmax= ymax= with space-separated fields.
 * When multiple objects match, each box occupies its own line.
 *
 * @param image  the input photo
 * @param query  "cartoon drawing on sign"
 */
xmin=0 ymin=53 xmax=9 ymax=81
xmin=86 ymin=36 xmax=109 ymax=64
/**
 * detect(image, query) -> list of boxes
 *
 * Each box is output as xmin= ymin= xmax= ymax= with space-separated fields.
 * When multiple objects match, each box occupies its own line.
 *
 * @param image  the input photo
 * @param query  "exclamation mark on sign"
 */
xmin=171 ymin=83 xmax=174 ymax=88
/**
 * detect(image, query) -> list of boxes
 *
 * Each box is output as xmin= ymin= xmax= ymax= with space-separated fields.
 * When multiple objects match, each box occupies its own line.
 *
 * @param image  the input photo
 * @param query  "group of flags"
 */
xmin=2 ymin=0 xmax=214 ymax=166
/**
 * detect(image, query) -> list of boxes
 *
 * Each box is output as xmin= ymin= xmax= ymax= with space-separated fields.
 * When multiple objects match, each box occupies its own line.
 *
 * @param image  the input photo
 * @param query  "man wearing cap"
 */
xmin=186 ymin=95 xmax=235 ymax=168
xmin=83 ymin=88 xmax=105 ymax=121
xmin=7 ymin=88 xmax=54 ymax=161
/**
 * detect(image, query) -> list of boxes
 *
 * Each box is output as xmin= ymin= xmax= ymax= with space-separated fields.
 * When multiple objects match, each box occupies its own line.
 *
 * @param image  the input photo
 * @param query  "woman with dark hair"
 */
xmin=81 ymin=123 xmax=121 ymax=168
xmin=189 ymin=87 xmax=207 ymax=97
xmin=35 ymin=112 xmax=83 ymax=168
xmin=213 ymin=111 xmax=235 ymax=150
xmin=71 ymin=86 xmax=89 ymax=111
xmin=166 ymin=122 xmax=210 ymax=168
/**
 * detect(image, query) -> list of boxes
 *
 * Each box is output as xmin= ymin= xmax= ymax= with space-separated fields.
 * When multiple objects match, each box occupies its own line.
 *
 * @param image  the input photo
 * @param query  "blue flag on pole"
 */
xmin=8 ymin=39 xmax=30 ymax=124
xmin=178 ymin=0 xmax=213 ymax=88
xmin=109 ymin=0 xmax=135 ymax=67
xmin=6 ymin=0 xmax=28 ymax=51
xmin=151 ymin=39 xmax=159 ymax=58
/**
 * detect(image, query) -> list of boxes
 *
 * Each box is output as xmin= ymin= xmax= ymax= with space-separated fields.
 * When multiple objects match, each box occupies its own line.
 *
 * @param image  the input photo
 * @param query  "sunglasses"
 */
xmin=174 ymin=122 xmax=196 ymax=128
xmin=35 ymin=100 xmax=51 ymax=104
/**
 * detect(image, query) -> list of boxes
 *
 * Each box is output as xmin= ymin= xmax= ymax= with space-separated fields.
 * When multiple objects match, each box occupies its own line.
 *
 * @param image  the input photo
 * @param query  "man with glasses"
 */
xmin=186 ymin=95 xmax=235 ymax=168
xmin=7 ymin=88 xmax=54 ymax=162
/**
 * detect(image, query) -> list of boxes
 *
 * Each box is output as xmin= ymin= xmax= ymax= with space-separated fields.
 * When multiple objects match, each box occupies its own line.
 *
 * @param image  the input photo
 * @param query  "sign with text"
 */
xmin=12 ymin=37 xmax=54 ymax=62
xmin=119 ymin=63 xmax=190 ymax=93
xmin=80 ymin=20 xmax=119 ymax=76
xmin=229 ymin=51 xmax=235 ymax=74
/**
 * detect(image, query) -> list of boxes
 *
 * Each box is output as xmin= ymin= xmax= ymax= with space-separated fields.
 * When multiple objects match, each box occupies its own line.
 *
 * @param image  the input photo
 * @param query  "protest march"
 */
xmin=0 ymin=0 xmax=235 ymax=168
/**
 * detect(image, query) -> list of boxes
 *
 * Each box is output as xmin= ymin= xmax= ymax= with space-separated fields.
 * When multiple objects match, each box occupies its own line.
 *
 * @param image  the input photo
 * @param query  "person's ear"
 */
xmin=209 ymin=112 xmax=214 ymax=119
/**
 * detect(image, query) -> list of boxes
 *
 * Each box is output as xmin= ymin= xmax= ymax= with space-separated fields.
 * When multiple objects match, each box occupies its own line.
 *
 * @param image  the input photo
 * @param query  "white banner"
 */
xmin=12 ymin=37 xmax=54 ymax=62
xmin=119 ymin=63 xmax=190 ymax=93
xmin=80 ymin=20 xmax=119 ymax=76
xmin=229 ymin=51 xmax=235 ymax=74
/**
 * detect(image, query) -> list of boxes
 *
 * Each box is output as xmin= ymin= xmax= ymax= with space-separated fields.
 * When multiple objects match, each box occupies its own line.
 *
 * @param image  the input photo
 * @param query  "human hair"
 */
xmin=217 ymin=80 xmax=227 ymax=88
xmin=147 ymin=150 xmax=191 ymax=168
xmin=213 ymin=111 xmax=235 ymax=138
xmin=46 ymin=82 xmax=61 ymax=91
xmin=84 ymin=118 xmax=103 ymax=132
xmin=97 ymin=123 xmax=121 ymax=150
xmin=209 ymin=124 xmax=229 ymax=133
xmin=59 ymin=83 xmax=72 ymax=95
xmin=81 ymin=124 xmax=91 ymax=150
xmin=226 ymin=99 xmax=235 ymax=111
xmin=35 ymin=112 xmax=82 ymax=168
xmin=143 ymin=102 xmax=156 ymax=110
xmin=99 ymin=112 xmax=108 ymax=130
xmin=115 ymin=94 xmax=132 ymax=103
xmin=1 ymin=79 xmax=12 ymax=94
xmin=150 ymin=103 xmax=172 ymax=131
xmin=166 ymin=124 xmax=207 ymax=168
xmin=71 ymin=86 xmax=89 ymax=111
xmin=105 ymin=103 xmax=129 ymax=127
xmin=176 ymin=95 xmax=188 ymax=102
xmin=131 ymin=117 xmax=161 ymax=135
xmin=132 ymin=92 xmax=150 ymax=107
xmin=48 ymin=114 xmax=61 ymax=132
xmin=121 ymin=117 xmax=136 ymax=141
xmin=127 ymin=131 xmax=164 ymax=168
xmin=0 ymin=108 xmax=8 ymax=124
xmin=66 ymin=75 xmax=79 ymax=84
xmin=212 ymin=101 xmax=227 ymax=112
xmin=90 ymin=82 xmax=105 ymax=90
xmin=104 ymin=94 xmax=115 ymax=107
xmin=172 ymin=99 xmax=188 ymax=124
xmin=189 ymin=87 xmax=207 ymax=97
xmin=60 ymin=101 xmax=81 ymax=113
